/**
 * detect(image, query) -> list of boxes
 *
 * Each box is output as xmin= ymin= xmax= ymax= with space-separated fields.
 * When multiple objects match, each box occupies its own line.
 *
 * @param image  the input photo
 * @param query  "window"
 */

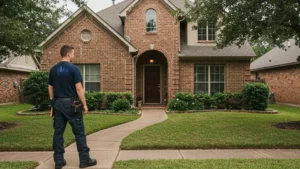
xmin=198 ymin=22 xmax=216 ymax=41
xmin=81 ymin=29 xmax=92 ymax=42
xmin=256 ymin=72 xmax=260 ymax=80
xmin=146 ymin=9 xmax=156 ymax=32
xmin=195 ymin=65 xmax=224 ymax=95
xmin=76 ymin=65 xmax=100 ymax=92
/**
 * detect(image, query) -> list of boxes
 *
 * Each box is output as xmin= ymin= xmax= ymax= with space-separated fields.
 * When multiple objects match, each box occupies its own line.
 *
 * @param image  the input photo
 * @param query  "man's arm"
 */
xmin=75 ymin=82 xmax=88 ymax=114
xmin=48 ymin=85 xmax=54 ymax=100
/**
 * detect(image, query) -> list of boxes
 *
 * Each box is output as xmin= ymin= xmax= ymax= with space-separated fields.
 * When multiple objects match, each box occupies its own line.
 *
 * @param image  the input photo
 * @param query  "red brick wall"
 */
xmin=0 ymin=70 xmax=29 ymax=104
xmin=251 ymin=65 xmax=300 ymax=105
xmin=124 ymin=0 xmax=180 ymax=99
xmin=40 ymin=13 xmax=133 ymax=92
xmin=179 ymin=60 xmax=251 ymax=93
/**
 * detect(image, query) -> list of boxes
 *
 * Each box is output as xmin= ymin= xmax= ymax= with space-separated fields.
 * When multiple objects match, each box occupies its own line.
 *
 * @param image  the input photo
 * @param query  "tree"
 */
xmin=177 ymin=0 xmax=300 ymax=48
xmin=0 ymin=0 xmax=86 ymax=58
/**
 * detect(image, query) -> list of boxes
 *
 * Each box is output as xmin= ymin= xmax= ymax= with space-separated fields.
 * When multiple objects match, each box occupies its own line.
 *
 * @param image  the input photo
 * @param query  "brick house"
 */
xmin=0 ymin=55 xmax=40 ymax=104
xmin=39 ymin=0 xmax=255 ymax=106
xmin=251 ymin=39 xmax=300 ymax=106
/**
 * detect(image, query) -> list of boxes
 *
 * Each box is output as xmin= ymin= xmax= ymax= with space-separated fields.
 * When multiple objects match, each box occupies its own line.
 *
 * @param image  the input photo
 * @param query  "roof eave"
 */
xmin=178 ymin=54 xmax=255 ymax=60
xmin=39 ymin=5 xmax=138 ymax=53
xmin=251 ymin=62 xmax=300 ymax=72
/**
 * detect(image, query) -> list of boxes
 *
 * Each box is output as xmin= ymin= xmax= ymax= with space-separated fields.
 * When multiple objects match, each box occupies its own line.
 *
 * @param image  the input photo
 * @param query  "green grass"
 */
xmin=113 ymin=159 xmax=300 ymax=169
xmin=0 ymin=104 xmax=139 ymax=151
xmin=0 ymin=161 xmax=38 ymax=169
xmin=121 ymin=104 xmax=300 ymax=149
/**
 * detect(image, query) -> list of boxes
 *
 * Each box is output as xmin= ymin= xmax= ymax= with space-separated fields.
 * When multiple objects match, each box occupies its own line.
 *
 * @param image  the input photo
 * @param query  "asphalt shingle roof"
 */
xmin=251 ymin=39 xmax=300 ymax=71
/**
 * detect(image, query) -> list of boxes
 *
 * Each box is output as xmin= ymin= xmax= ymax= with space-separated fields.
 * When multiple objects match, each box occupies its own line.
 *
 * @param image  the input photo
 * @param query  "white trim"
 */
xmin=39 ymin=5 xmax=138 ymax=53
xmin=119 ymin=0 xmax=177 ymax=18
xmin=143 ymin=64 xmax=162 ymax=104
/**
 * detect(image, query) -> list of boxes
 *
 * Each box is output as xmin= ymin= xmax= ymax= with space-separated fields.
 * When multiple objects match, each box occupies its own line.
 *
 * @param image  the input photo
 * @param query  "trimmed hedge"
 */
xmin=243 ymin=83 xmax=270 ymax=111
xmin=112 ymin=99 xmax=131 ymax=112
xmin=85 ymin=92 xmax=105 ymax=111
xmin=168 ymin=83 xmax=270 ymax=111
xmin=22 ymin=71 xmax=49 ymax=111
xmin=106 ymin=92 xmax=133 ymax=109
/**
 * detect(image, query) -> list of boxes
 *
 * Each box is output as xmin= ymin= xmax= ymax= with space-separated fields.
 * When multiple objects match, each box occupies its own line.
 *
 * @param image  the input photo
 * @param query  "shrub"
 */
xmin=189 ymin=100 xmax=204 ymax=110
xmin=194 ymin=93 xmax=213 ymax=109
xmin=225 ymin=92 xmax=243 ymax=110
xmin=106 ymin=92 xmax=133 ymax=109
xmin=112 ymin=99 xmax=131 ymax=112
xmin=175 ymin=93 xmax=194 ymax=102
xmin=22 ymin=71 xmax=49 ymax=111
xmin=85 ymin=92 xmax=104 ymax=111
xmin=212 ymin=92 xmax=226 ymax=109
xmin=168 ymin=99 xmax=188 ymax=111
xmin=242 ymin=83 xmax=270 ymax=110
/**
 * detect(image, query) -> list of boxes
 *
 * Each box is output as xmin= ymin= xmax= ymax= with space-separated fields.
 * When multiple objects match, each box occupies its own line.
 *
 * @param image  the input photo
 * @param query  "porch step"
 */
xmin=141 ymin=106 xmax=167 ymax=110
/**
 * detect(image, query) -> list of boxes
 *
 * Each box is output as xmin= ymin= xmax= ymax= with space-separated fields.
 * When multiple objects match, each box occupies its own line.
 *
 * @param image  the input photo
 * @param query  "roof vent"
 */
xmin=288 ymin=41 xmax=291 ymax=48
xmin=297 ymin=55 xmax=300 ymax=62
xmin=112 ymin=0 xmax=115 ymax=5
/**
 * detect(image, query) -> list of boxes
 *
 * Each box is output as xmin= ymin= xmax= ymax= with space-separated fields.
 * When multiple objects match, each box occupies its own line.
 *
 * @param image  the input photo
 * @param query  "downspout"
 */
xmin=132 ymin=54 xmax=138 ymax=107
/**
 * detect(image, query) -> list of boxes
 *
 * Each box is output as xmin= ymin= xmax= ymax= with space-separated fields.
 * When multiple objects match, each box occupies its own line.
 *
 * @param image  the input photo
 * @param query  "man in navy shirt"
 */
xmin=48 ymin=45 xmax=97 ymax=169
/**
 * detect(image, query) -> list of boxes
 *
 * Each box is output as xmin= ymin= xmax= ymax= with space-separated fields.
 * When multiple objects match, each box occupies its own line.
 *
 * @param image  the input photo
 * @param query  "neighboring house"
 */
xmin=0 ymin=55 xmax=40 ymax=104
xmin=39 ymin=0 xmax=255 ymax=106
xmin=251 ymin=39 xmax=300 ymax=105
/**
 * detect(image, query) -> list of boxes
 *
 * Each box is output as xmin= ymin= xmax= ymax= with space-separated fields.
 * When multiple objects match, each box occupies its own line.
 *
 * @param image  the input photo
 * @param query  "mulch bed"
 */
xmin=274 ymin=121 xmax=300 ymax=130
xmin=0 ymin=122 xmax=17 ymax=130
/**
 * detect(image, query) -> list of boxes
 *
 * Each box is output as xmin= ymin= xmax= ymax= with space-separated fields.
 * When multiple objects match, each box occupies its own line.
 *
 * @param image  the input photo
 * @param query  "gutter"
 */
xmin=251 ymin=62 xmax=300 ymax=72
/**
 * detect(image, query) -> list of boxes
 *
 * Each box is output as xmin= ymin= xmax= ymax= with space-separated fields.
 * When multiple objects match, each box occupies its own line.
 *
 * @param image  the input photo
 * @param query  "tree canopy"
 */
xmin=179 ymin=0 xmax=300 ymax=48
xmin=0 ymin=0 xmax=85 ymax=58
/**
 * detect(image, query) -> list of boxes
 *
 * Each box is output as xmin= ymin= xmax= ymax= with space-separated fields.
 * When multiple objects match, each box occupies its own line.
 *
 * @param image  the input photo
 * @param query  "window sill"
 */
xmin=145 ymin=32 xmax=157 ymax=35
xmin=198 ymin=40 xmax=216 ymax=44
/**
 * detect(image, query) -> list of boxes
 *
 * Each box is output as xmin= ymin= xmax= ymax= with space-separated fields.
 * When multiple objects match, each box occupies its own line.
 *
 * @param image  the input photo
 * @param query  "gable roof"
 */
xmin=0 ymin=55 xmax=40 ymax=72
xmin=97 ymin=0 xmax=190 ymax=35
xmin=119 ymin=0 xmax=177 ymax=18
xmin=251 ymin=39 xmax=300 ymax=71
xmin=39 ymin=5 xmax=138 ymax=53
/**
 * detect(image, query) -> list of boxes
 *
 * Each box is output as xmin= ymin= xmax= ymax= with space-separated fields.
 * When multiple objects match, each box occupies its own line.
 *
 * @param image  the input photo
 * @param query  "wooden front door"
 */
xmin=144 ymin=66 xmax=161 ymax=103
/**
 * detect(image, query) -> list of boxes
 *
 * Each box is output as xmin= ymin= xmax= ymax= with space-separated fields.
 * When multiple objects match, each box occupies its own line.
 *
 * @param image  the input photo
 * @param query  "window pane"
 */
xmin=198 ymin=22 xmax=207 ymax=40
xmin=211 ymin=83 xmax=224 ymax=95
xmin=85 ymin=82 xmax=100 ymax=92
xmin=195 ymin=83 xmax=208 ymax=94
xmin=85 ymin=65 xmax=100 ymax=82
xmin=146 ymin=9 xmax=156 ymax=32
xmin=75 ymin=65 xmax=84 ymax=76
xmin=208 ymin=24 xmax=216 ymax=40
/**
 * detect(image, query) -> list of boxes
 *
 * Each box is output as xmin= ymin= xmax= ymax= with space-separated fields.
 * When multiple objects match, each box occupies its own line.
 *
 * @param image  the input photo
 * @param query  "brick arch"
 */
xmin=137 ymin=48 xmax=171 ymax=65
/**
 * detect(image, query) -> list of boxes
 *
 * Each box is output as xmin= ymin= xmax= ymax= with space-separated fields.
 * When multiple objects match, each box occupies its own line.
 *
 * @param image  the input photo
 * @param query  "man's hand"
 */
xmin=83 ymin=105 xmax=88 ymax=115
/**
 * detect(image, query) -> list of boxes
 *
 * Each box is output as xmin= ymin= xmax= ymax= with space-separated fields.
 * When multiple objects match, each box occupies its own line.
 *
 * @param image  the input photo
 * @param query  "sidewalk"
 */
xmin=1 ymin=110 xmax=300 ymax=169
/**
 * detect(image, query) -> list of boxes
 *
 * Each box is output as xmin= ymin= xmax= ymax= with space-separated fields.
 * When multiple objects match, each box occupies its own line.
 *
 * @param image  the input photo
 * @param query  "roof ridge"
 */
xmin=97 ymin=0 xmax=132 ymax=14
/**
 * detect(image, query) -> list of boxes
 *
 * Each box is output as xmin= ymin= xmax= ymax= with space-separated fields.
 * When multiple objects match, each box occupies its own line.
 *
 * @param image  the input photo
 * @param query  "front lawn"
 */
xmin=121 ymin=104 xmax=300 ymax=149
xmin=113 ymin=159 xmax=300 ymax=169
xmin=0 ymin=161 xmax=38 ymax=169
xmin=0 ymin=104 xmax=139 ymax=151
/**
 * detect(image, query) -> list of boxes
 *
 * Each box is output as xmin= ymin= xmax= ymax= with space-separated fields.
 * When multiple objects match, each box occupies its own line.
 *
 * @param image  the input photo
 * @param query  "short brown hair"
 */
xmin=60 ymin=45 xmax=74 ymax=57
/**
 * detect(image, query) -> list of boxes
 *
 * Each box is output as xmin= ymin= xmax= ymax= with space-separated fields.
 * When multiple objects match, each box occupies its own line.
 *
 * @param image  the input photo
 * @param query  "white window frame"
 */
xmin=146 ymin=9 xmax=157 ymax=33
xmin=198 ymin=21 xmax=216 ymax=41
xmin=76 ymin=64 xmax=100 ymax=91
xmin=195 ymin=65 xmax=224 ymax=95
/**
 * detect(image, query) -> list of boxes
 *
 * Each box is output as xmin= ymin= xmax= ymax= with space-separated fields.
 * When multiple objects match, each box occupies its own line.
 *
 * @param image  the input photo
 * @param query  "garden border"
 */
xmin=17 ymin=110 xmax=142 ymax=116
xmin=166 ymin=109 xmax=278 ymax=114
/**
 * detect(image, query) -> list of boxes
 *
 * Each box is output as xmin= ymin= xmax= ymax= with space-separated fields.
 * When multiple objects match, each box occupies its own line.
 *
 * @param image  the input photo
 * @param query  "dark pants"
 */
xmin=53 ymin=99 xmax=90 ymax=164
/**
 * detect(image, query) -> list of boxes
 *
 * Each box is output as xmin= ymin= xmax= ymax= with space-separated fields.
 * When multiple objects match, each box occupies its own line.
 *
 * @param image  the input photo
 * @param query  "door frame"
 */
xmin=143 ymin=64 xmax=162 ymax=104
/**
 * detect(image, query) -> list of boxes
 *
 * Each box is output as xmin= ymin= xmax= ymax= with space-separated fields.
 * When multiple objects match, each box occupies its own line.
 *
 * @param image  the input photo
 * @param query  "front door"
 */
xmin=144 ymin=65 xmax=161 ymax=104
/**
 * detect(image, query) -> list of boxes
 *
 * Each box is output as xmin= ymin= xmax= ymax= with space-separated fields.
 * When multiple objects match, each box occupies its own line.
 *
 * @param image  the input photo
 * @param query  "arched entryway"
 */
xmin=136 ymin=50 xmax=168 ymax=106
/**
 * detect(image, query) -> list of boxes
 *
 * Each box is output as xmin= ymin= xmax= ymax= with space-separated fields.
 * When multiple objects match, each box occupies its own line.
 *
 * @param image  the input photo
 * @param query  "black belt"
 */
xmin=56 ymin=98 xmax=73 ymax=100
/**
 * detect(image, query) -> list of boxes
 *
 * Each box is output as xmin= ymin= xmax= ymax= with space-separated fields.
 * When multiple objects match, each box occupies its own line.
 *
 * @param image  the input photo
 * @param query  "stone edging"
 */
xmin=166 ymin=109 xmax=278 ymax=114
xmin=17 ymin=110 xmax=142 ymax=116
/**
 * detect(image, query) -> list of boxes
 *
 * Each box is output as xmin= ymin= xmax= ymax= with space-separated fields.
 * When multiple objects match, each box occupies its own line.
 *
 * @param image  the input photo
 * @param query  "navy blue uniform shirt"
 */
xmin=48 ymin=61 xmax=82 ymax=99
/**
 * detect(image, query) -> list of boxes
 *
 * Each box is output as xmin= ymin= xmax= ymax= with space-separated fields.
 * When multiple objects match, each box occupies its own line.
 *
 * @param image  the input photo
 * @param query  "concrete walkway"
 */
xmin=1 ymin=110 xmax=300 ymax=169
